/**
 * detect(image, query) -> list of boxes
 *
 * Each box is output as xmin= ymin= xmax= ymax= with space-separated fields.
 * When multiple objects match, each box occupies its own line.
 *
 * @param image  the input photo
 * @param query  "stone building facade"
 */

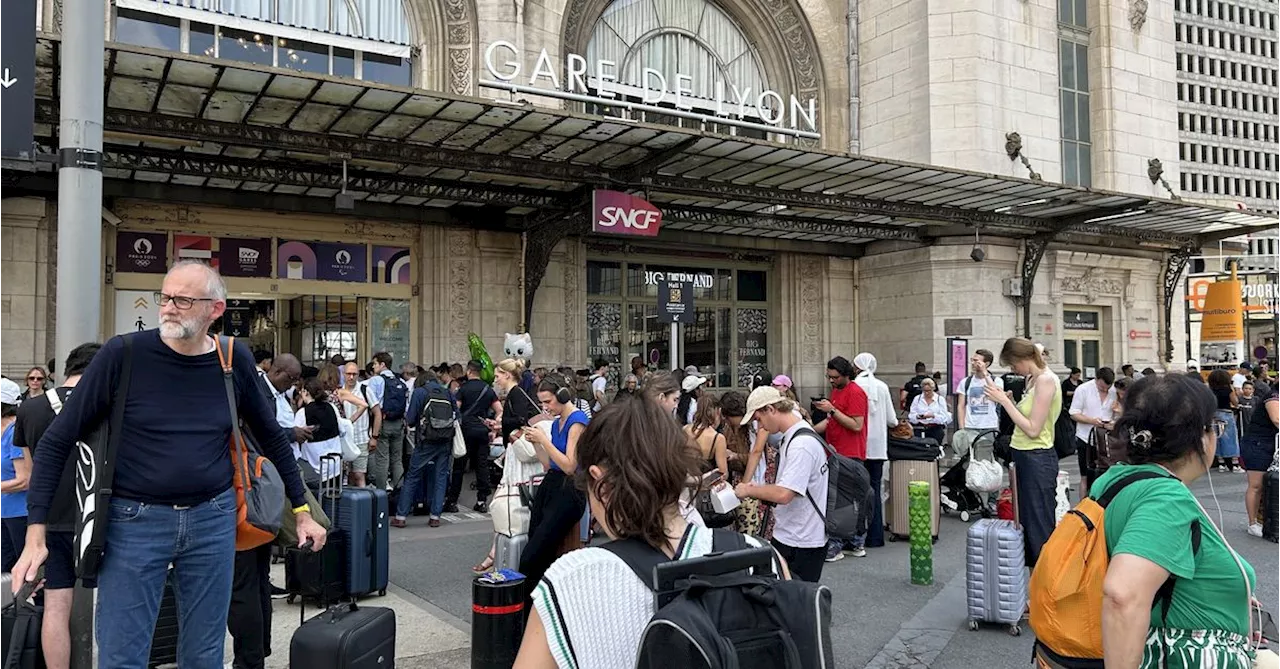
xmin=3 ymin=0 xmax=1235 ymax=394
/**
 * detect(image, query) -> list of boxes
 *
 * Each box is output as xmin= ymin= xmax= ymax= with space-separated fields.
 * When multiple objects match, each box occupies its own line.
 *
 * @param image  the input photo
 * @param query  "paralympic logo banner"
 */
xmin=591 ymin=190 xmax=662 ymax=237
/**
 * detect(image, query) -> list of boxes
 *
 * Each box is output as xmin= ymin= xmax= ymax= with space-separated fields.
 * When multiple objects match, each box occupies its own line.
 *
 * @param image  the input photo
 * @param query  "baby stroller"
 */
xmin=940 ymin=429 xmax=1001 ymax=522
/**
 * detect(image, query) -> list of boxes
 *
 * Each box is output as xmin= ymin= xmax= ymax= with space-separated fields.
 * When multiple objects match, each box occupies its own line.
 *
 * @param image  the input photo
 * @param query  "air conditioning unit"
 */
xmin=1002 ymin=277 xmax=1023 ymax=297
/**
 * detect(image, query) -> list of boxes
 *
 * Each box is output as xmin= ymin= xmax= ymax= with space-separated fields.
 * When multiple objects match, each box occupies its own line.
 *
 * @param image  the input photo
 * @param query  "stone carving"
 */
xmin=561 ymin=0 xmax=822 ymax=119
xmin=441 ymin=0 xmax=475 ymax=96
xmin=798 ymin=262 xmax=822 ymax=363
xmin=562 ymin=241 xmax=582 ymax=360
xmin=1060 ymin=268 xmax=1123 ymax=304
xmin=447 ymin=229 xmax=473 ymax=360
xmin=1129 ymin=0 xmax=1148 ymax=32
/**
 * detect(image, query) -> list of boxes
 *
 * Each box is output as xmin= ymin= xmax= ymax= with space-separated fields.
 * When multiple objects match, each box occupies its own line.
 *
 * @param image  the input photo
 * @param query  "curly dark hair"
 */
xmin=1112 ymin=374 xmax=1217 ymax=466
xmin=575 ymin=396 xmax=698 ymax=550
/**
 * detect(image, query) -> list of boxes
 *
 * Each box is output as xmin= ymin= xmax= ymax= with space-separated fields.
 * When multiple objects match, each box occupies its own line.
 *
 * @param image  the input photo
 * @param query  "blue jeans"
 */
xmin=96 ymin=487 xmax=236 ymax=669
xmin=1011 ymin=448 xmax=1059 ymax=568
xmin=397 ymin=439 xmax=451 ymax=519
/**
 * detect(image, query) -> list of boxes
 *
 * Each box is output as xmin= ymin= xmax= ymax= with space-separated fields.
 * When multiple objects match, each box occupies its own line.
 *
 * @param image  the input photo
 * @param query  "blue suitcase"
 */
xmin=320 ymin=455 xmax=390 ymax=598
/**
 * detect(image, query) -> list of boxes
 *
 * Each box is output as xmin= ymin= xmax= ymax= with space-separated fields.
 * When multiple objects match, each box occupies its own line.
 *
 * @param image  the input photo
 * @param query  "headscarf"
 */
xmin=853 ymin=352 xmax=878 ymax=379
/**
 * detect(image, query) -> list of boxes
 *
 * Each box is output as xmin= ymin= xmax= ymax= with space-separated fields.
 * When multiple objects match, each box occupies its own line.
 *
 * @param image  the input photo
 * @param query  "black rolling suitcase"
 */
xmin=289 ymin=600 xmax=396 ymax=669
xmin=287 ymin=471 xmax=349 ymax=604
xmin=1264 ymin=469 xmax=1279 ymax=543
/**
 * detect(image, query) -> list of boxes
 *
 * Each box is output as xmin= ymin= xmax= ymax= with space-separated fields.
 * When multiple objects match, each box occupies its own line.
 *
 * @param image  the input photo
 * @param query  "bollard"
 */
xmin=471 ymin=570 xmax=526 ymax=669
xmin=908 ymin=480 xmax=933 ymax=586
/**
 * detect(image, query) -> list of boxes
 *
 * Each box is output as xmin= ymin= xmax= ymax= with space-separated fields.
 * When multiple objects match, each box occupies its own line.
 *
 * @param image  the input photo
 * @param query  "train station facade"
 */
xmin=2 ymin=0 xmax=1272 ymax=394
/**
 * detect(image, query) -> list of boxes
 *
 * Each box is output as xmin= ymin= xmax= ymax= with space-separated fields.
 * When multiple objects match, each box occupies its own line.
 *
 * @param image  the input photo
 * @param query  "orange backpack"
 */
xmin=214 ymin=337 xmax=287 ymax=551
xmin=1029 ymin=469 xmax=1202 ymax=668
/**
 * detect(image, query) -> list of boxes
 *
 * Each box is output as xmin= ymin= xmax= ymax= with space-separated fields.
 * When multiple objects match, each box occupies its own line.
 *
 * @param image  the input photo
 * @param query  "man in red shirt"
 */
xmin=815 ymin=356 xmax=867 ymax=459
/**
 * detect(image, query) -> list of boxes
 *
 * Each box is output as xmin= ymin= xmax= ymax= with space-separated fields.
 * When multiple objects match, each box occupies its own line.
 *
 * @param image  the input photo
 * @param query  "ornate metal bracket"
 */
xmin=1161 ymin=246 xmax=1196 ymax=363
xmin=1018 ymin=232 xmax=1053 ymax=337
xmin=1148 ymin=158 xmax=1181 ymax=200
xmin=1005 ymin=132 xmax=1042 ymax=181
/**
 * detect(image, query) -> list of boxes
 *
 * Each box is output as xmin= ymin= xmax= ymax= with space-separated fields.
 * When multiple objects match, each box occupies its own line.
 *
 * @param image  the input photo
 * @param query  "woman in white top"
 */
xmin=852 ymin=352 xmax=898 ymax=549
xmin=908 ymin=377 xmax=952 ymax=445
xmin=515 ymin=396 xmax=787 ymax=669
xmin=294 ymin=377 xmax=344 ymax=482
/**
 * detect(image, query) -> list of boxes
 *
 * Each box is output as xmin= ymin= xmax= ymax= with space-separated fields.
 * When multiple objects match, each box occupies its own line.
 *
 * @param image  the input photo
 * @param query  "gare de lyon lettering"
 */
xmin=481 ymin=41 xmax=820 ymax=139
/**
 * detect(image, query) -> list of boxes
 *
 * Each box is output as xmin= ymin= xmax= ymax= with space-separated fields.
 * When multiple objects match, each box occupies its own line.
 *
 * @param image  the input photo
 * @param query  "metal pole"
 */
xmin=669 ymin=322 xmax=678 ymax=370
xmin=57 ymin=0 xmax=104 ymax=665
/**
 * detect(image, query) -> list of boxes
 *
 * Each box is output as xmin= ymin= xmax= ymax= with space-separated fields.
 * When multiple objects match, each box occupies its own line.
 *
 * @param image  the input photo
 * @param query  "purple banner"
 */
xmin=218 ymin=237 xmax=272 ymax=277
xmin=115 ymin=231 xmax=168 ymax=274
xmin=372 ymin=246 xmax=411 ymax=284
xmin=277 ymin=240 xmax=317 ymax=279
xmin=314 ymin=242 xmax=366 ymax=282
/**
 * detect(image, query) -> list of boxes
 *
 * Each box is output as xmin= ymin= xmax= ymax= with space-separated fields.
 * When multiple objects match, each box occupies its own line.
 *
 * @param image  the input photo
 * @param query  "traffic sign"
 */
xmin=2 ymin=0 xmax=37 ymax=160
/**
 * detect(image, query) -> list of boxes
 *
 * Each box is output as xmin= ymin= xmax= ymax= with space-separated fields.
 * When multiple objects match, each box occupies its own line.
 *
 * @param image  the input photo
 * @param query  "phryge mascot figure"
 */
xmin=504 ymin=333 xmax=537 ymax=394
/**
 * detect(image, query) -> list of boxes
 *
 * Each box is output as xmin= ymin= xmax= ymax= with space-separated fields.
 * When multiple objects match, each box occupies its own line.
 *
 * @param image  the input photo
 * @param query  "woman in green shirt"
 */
xmin=1094 ymin=374 xmax=1258 ymax=668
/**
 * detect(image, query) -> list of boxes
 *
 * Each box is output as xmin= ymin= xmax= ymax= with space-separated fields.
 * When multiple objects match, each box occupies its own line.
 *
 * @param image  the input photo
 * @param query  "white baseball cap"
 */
xmin=1187 ymin=359 xmax=1200 ymax=370
xmin=0 ymin=378 xmax=21 ymax=406
xmin=681 ymin=375 xmax=707 ymax=393
xmin=740 ymin=386 xmax=785 ymax=425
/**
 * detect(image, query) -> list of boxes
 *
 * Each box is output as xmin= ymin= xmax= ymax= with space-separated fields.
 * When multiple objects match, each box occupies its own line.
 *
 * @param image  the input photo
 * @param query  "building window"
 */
xmin=1059 ymin=37 xmax=1091 ymax=186
xmin=586 ymin=260 xmax=768 ymax=389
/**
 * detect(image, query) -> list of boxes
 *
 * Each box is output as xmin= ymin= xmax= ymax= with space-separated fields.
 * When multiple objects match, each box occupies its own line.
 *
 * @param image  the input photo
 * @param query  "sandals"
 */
xmin=471 ymin=555 xmax=495 ymax=574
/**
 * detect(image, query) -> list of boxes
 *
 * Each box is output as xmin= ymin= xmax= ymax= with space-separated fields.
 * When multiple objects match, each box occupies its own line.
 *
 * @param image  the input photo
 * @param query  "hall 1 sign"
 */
xmin=1 ymin=0 xmax=36 ymax=160
xmin=591 ymin=190 xmax=662 ymax=237
xmin=658 ymin=280 xmax=695 ymax=324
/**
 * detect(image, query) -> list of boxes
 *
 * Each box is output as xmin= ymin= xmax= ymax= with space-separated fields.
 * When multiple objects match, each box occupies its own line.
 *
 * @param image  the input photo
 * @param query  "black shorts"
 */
xmin=45 ymin=531 xmax=91 ymax=590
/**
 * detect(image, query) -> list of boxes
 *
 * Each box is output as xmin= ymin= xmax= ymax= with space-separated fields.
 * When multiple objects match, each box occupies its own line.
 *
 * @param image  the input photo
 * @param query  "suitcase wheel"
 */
xmin=1008 ymin=624 xmax=1022 ymax=636
xmin=379 ymin=589 xmax=387 ymax=596
xmin=286 ymin=594 xmax=296 ymax=604
xmin=968 ymin=620 xmax=980 ymax=631
xmin=888 ymin=534 xmax=898 ymax=542
xmin=960 ymin=511 xmax=970 ymax=522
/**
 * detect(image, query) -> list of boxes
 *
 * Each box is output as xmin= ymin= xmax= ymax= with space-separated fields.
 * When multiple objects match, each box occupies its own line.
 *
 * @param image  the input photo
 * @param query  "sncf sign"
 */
xmin=591 ymin=190 xmax=662 ymax=237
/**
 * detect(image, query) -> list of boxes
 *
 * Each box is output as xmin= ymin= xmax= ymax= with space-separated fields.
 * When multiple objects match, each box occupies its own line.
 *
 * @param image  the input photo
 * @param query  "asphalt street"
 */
xmin=387 ymin=460 xmax=1280 ymax=668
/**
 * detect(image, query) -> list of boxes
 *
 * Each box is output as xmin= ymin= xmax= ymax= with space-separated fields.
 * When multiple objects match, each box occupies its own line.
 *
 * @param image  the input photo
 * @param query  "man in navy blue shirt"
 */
xmin=11 ymin=261 xmax=325 ymax=669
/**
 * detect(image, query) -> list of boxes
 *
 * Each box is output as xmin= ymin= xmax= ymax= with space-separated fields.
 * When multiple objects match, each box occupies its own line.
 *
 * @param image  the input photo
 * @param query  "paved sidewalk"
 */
xmin=222 ymin=561 xmax=472 ymax=668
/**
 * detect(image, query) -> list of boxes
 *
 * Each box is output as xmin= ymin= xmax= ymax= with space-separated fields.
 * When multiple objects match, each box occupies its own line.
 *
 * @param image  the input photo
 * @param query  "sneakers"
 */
xmin=824 ymin=544 xmax=845 ymax=563
xmin=269 ymin=584 xmax=289 ymax=600
xmin=428 ymin=517 xmax=441 ymax=528
xmin=1248 ymin=523 xmax=1264 ymax=538
xmin=390 ymin=517 xmax=407 ymax=528
xmin=845 ymin=546 xmax=868 ymax=558
xmin=443 ymin=503 xmax=459 ymax=513
xmin=473 ymin=502 xmax=489 ymax=514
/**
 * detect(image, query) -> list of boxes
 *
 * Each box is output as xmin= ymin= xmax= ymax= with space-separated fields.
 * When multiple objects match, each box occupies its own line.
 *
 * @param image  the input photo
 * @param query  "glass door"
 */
xmin=284 ymin=295 xmax=360 ymax=368
xmin=1063 ymin=338 xmax=1102 ymax=378
xmin=369 ymin=299 xmax=412 ymax=368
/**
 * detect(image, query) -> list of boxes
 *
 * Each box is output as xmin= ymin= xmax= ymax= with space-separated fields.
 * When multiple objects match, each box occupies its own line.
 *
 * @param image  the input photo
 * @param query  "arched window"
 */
xmin=584 ymin=0 xmax=772 ymax=136
xmin=112 ymin=0 xmax=412 ymax=85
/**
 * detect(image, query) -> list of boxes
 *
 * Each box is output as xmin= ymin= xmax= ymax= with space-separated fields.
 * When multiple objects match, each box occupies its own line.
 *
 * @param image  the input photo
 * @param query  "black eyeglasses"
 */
xmin=155 ymin=292 xmax=216 ymax=310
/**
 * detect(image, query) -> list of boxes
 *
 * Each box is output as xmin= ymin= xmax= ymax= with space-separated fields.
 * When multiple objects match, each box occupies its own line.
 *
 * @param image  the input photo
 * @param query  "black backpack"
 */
xmin=381 ymin=374 xmax=408 ymax=421
xmin=785 ymin=427 xmax=873 ymax=541
xmin=602 ymin=529 xmax=834 ymax=669
xmin=417 ymin=385 xmax=456 ymax=441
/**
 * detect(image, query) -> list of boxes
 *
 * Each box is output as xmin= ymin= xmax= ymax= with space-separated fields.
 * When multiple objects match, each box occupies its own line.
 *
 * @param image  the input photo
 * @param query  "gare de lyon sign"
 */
xmin=481 ymin=41 xmax=820 ymax=139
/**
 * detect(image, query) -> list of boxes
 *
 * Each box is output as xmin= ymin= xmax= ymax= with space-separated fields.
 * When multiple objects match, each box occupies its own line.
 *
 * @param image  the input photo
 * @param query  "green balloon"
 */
xmin=467 ymin=333 xmax=495 ymax=384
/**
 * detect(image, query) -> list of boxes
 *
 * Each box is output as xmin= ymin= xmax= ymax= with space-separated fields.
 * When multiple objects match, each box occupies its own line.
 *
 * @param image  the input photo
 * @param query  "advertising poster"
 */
xmin=219 ymin=237 xmax=272 ymax=277
xmin=948 ymin=338 xmax=969 ymax=395
xmin=314 ymin=242 xmax=367 ymax=282
xmin=370 ymin=300 xmax=410 ymax=367
xmin=372 ymin=246 xmax=411 ymax=284
xmin=277 ymin=240 xmax=318 ymax=279
xmin=737 ymin=308 xmax=768 ymax=388
xmin=1198 ymin=270 xmax=1245 ymax=367
xmin=174 ymin=234 xmax=216 ymax=268
xmin=116 ymin=231 xmax=168 ymax=274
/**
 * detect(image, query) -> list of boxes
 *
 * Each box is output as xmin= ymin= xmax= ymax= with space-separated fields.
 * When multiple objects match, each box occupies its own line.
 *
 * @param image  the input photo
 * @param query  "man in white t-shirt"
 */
xmin=343 ymin=361 xmax=376 ymax=488
xmin=589 ymin=359 xmax=609 ymax=413
xmin=956 ymin=349 xmax=1005 ymax=436
xmin=1068 ymin=366 xmax=1117 ymax=490
xmin=1233 ymin=362 xmax=1252 ymax=390
xmin=734 ymin=386 xmax=830 ymax=583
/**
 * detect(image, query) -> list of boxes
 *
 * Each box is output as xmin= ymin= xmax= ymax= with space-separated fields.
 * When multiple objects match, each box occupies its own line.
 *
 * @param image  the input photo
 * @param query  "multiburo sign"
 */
xmin=591 ymin=190 xmax=662 ymax=237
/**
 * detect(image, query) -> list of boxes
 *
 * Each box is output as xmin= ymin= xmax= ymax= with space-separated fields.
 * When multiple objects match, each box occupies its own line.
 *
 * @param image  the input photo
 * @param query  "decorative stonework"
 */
xmin=798 ymin=262 xmax=822 ymax=363
xmin=442 ymin=0 xmax=476 ymax=95
xmin=1060 ymin=268 xmax=1123 ymax=304
xmin=447 ymin=228 xmax=473 ymax=360
xmin=561 ymin=0 xmax=823 ymax=117
xmin=562 ymin=241 xmax=582 ymax=358
xmin=1129 ymin=0 xmax=1149 ymax=32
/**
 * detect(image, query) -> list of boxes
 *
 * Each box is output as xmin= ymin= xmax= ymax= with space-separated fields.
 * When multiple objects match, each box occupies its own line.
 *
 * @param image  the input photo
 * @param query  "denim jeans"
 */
xmin=96 ymin=487 xmax=236 ymax=669
xmin=397 ymin=438 xmax=452 ymax=519
xmin=1011 ymin=447 xmax=1059 ymax=568
xmin=369 ymin=418 xmax=405 ymax=491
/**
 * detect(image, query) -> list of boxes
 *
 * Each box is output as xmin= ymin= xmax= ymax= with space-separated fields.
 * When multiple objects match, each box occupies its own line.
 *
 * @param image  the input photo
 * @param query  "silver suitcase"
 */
xmin=496 ymin=533 xmax=527 ymax=573
xmin=965 ymin=518 xmax=1027 ymax=635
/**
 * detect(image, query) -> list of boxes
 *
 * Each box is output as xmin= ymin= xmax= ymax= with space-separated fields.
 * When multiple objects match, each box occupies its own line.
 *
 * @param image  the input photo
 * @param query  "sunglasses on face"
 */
xmin=27 ymin=376 xmax=43 ymax=382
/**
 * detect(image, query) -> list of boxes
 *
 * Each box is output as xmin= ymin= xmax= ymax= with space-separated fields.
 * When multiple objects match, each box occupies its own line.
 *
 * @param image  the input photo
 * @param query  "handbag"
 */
xmin=2 ymin=579 xmax=42 ymax=669
xmin=216 ymin=336 xmax=288 ymax=551
xmin=333 ymin=404 xmax=359 ymax=462
xmin=453 ymin=386 xmax=496 ymax=459
xmin=490 ymin=485 xmax=531 ymax=536
xmin=518 ymin=474 xmax=544 ymax=507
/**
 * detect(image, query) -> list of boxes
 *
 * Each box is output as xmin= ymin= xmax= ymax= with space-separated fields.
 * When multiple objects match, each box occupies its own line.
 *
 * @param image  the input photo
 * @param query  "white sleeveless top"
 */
xmin=531 ymin=524 xmax=773 ymax=669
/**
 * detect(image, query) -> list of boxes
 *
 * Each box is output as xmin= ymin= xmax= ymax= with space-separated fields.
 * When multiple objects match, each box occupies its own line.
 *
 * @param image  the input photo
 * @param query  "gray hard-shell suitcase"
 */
xmin=320 ymin=455 xmax=390 ymax=598
xmin=965 ymin=518 xmax=1027 ymax=635
xmin=495 ymin=533 xmax=527 ymax=573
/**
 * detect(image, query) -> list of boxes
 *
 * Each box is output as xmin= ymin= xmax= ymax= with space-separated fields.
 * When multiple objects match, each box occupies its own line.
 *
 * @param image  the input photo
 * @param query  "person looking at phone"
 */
xmin=1069 ymin=366 xmax=1118 ymax=491
xmin=516 ymin=376 xmax=590 ymax=610
xmin=515 ymin=396 xmax=785 ymax=669
xmin=295 ymin=377 xmax=343 ymax=483
xmin=956 ymin=349 xmax=1004 ymax=439
xmin=810 ymin=356 xmax=868 ymax=560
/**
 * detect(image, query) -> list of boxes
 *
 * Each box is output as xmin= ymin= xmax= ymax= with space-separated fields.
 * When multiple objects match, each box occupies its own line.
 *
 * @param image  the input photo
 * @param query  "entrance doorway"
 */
xmin=1062 ymin=308 xmax=1103 ymax=378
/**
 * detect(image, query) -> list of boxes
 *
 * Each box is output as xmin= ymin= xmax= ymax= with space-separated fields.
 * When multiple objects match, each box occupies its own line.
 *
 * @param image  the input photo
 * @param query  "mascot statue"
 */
xmin=504 ymin=332 xmax=537 ymax=393
xmin=466 ymin=332 xmax=494 ymax=384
